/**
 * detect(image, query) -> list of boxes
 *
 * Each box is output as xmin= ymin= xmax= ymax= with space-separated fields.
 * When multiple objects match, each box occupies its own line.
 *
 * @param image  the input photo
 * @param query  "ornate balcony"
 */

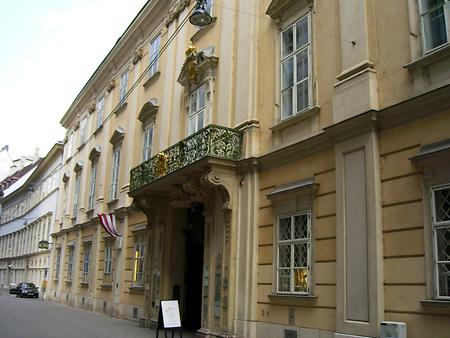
xmin=129 ymin=125 xmax=243 ymax=193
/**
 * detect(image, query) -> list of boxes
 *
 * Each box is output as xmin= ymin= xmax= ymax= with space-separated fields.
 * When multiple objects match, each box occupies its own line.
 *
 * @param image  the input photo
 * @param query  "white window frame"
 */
xmin=67 ymin=245 xmax=74 ymax=282
xmin=148 ymin=35 xmax=161 ymax=78
xmin=280 ymin=12 xmax=312 ymax=120
xmin=88 ymin=161 xmax=97 ymax=210
xmin=104 ymin=239 xmax=113 ymax=284
xmin=97 ymin=96 xmax=105 ymax=129
xmin=119 ymin=70 xmax=129 ymax=104
xmin=132 ymin=233 xmax=145 ymax=287
xmin=205 ymin=0 xmax=213 ymax=16
xmin=142 ymin=123 xmax=154 ymax=162
xmin=276 ymin=211 xmax=311 ymax=294
xmin=188 ymin=83 xmax=207 ymax=135
xmin=110 ymin=147 xmax=121 ymax=200
xmin=79 ymin=116 xmax=88 ymax=145
xmin=431 ymin=184 xmax=450 ymax=299
xmin=419 ymin=0 xmax=450 ymax=54
xmin=73 ymin=172 xmax=81 ymax=216
xmin=82 ymin=243 xmax=91 ymax=283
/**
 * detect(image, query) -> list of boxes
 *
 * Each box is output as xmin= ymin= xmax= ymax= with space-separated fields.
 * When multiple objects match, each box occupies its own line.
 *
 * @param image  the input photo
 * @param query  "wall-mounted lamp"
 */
xmin=189 ymin=0 xmax=213 ymax=27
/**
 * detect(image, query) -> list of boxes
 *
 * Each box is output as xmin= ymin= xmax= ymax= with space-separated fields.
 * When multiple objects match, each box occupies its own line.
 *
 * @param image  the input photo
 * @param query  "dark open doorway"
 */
xmin=182 ymin=203 xmax=205 ymax=331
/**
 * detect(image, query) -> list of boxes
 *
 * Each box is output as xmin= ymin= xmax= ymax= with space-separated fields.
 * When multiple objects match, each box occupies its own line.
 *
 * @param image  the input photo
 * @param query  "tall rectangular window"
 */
xmin=82 ymin=243 xmax=91 ymax=283
xmin=188 ymin=83 xmax=206 ymax=135
xmin=142 ymin=124 xmax=154 ymax=162
xmin=420 ymin=0 xmax=450 ymax=52
xmin=97 ymin=97 xmax=105 ymax=129
xmin=133 ymin=233 xmax=145 ymax=287
xmin=66 ymin=132 xmax=74 ymax=159
xmin=119 ymin=70 xmax=129 ymax=104
xmin=73 ymin=172 xmax=81 ymax=216
xmin=67 ymin=246 xmax=74 ymax=282
xmin=79 ymin=116 xmax=88 ymax=145
xmin=110 ymin=147 xmax=120 ymax=200
xmin=55 ymin=249 xmax=61 ymax=280
xmin=88 ymin=161 xmax=97 ymax=210
xmin=277 ymin=212 xmax=311 ymax=294
xmin=148 ymin=35 xmax=161 ymax=78
xmin=431 ymin=185 xmax=450 ymax=298
xmin=281 ymin=13 xmax=311 ymax=120
xmin=104 ymin=239 xmax=113 ymax=284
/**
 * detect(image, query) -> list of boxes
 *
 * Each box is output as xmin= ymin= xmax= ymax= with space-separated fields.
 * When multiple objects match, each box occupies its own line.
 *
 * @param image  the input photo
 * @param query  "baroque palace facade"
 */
xmin=46 ymin=0 xmax=450 ymax=338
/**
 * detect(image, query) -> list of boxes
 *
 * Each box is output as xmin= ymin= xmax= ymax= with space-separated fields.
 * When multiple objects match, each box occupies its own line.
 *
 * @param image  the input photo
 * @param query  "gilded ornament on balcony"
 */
xmin=185 ymin=45 xmax=200 ymax=83
xmin=155 ymin=152 xmax=168 ymax=177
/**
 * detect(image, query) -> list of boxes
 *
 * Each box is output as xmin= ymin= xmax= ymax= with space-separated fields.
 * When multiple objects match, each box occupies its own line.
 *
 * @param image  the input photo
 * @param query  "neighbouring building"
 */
xmin=0 ymin=143 xmax=62 ymax=293
xmin=47 ymin=0 xmax=450 ymax=338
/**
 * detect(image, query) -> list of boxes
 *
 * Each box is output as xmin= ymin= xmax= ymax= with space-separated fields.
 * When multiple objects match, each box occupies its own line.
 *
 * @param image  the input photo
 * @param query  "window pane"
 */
xmin=198 ymin=84 xmax=206 ymax=108
xmin=197 ymin=111 xmax=204 ymax=130
xmin=294 ymin=243 xmax=308 ymax=267
xmin=282 ymin=26 xmax=294 ymax=58
xmin=434 ymin=187 xmax=450 ymax=222
xmin=278 ymin=244 xmax=291 ymax=267
xmin=437 ymin=263 xmax=450 ymax=297
xmin=281 ymin=58 xmax=294 ymax=90
xmin=423 ymin=7 xmax=448 ymax=51
xmin=294 ymin=214 xmax=309 ymax=239
xmin=293 ymin=268 xmax=309 ymax=292
xmin=190 ymin=92 xmax=198 ymax=113
xmin=297 ymin=80 xmax=309 ymax=113
xmin=279 ymin=217 xmax=291 ymax=240
xmin=421 ymin=0 xmax=445 ymax=12
xmin=296 ymin=49 xmax=309 ymax=82
xmin=189 ymin=116 xmax=196 ymax=135
xmin=296 ymin=16 xmax=309 ymax=50
xmin=278 ymin=269 xmax=291 ymax=292
xmin=435 ymin=227 xmax=450 ymax=261
xmin=282 ymin=88 xmax=293 ymax=119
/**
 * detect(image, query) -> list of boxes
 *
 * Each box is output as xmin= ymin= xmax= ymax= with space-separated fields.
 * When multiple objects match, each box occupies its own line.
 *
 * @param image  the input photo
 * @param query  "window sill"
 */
xmin=129 ymin=286 xmax=144 ymax=295
xmin=268 ymin=293 xmax=317 ymax=306
xmin=421 ymin=299 xmax=450 ymax=309
xmin=143 ymin=71 xmax=161 ymax=89
xmin=80 ymin=282 xmax=89 ymax=288
xmin=190 ymin=17 xmax=217 ymax=43
xmin=100 ymin=283 xmax=113 ymax=291
xmin=404 ymin=43 xmax=450 ymax=70
xmin=270 ymin=106 xmax=320 ymax=133
xmin=114 ymin=102 xmax=128 ymax=115
xmin=107 ymin=198 xmax=118 ymax=207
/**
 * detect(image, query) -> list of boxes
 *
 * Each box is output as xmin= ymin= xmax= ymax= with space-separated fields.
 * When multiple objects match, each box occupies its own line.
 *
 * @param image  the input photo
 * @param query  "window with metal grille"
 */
xmin=133 ymin=233 xmax=145 ymax=287
xmin=67 ymin=246 xmax=74 ymax=281
xmin=104 ymin=239 xmax=113 ymax=284
xmin=281 ymin=13 xmax=311 ymax=120
xmin=277 ymin=211 xmax=311 ymax=294
xmin=82 ymin=243 xmax=91 ymax=283
xmin=431 ymin=184 xmax=450 ymax=298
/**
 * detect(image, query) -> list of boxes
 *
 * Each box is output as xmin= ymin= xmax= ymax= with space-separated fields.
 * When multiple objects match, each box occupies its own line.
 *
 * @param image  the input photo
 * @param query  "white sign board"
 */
xmin=161 ymin=300 xmax=181 ymax=328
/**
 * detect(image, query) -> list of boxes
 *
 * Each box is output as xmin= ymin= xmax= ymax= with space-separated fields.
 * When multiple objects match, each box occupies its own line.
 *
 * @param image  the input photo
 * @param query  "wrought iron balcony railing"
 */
xmin=129 ymin=125 xmax=243 ymax=193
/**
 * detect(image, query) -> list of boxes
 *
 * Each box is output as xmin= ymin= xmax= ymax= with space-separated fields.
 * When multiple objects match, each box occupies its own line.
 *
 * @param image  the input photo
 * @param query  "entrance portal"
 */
xmin=183 ymin=203 xmax=204 ymax=331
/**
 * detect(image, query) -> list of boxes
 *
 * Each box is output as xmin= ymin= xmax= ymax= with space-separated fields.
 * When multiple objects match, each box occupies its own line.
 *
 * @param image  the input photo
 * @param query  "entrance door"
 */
xmin=183 ymin=203 xmax=205 ymax=331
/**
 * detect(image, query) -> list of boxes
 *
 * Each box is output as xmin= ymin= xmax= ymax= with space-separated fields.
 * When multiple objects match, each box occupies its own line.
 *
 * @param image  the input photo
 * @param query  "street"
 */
xmin=0 ymin=294 xmax=193 ymax=338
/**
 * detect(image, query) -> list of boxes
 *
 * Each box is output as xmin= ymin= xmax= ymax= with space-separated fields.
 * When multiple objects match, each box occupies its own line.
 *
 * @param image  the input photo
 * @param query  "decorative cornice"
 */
xmin=164 ymin=0 xmax=191 ymax=27
xmin=177 ymin=46 xmax=218 ymax=87
xmin=88 ymin=145 xmax=102 ymax=161
xmin=138 ymin=100 xmax=159 ymax=123
xmin=110 ymin=127 xmax=125 ymax=145
xmin=73 ymin=161 xmax=83 ymax=173
xmin=106 ymin=79 xmax=116 ymax=93
xmin=266 ymin=0 xmax=312 ymax=19
xmin=132 ymin=48 xmax=144 ymax=65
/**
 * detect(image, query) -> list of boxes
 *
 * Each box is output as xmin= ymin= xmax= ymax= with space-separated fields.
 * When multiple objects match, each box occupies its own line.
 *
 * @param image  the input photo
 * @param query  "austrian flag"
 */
xmin=98 ymin=213 xmax=121 ymax=237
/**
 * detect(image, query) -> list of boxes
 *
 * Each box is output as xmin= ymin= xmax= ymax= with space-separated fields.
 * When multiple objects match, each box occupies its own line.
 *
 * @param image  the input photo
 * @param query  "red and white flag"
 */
xmin=98 ymin=213 xmax=121 ymax=237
